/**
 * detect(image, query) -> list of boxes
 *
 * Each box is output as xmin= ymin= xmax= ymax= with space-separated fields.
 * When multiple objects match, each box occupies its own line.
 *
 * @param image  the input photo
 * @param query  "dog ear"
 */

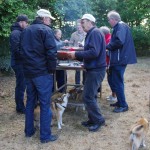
xmin=132 ymin=125 xmax=144 ymax=135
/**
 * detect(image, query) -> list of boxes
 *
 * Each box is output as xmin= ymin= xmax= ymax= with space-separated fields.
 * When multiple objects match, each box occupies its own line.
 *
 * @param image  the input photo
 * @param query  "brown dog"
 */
xmin=129 ymin=117 xmax=149 ymax=150
xmin=34 ymin=92 xmax=70 ymax=130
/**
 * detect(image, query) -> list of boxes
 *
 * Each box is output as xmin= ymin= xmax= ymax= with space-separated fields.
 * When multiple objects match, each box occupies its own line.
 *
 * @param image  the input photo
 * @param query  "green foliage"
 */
xmin=0 ymin=0 xmax=149 ymax=60
xmin=132 ymin=26 xmax=150 ymax=56
xmin=91 ymin=0 xmax=117 ymax=27
xmin=0 ymin=55 xmax=11 ymax=72
xmin=116 ymin=0 xmax=150 ymax=27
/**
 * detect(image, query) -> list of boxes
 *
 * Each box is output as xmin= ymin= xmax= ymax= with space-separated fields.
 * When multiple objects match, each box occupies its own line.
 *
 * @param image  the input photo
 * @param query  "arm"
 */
xmin=106 ymin=23 xmax=126 ymax=51
xmin=75 ymin=30 xmax=102 ymax=60
xmin=44 ymin=29 xmax=57 ymax=73
xmin=10 ymin=30 xmax=22 ymax=59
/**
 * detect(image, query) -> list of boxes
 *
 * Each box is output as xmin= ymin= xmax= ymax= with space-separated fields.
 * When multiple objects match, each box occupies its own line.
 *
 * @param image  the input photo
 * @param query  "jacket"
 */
xmin=106 ymin=21 xmax=137 ymax=66
xmin=10 ymin=22 xmax=23 ymax=66
xmin=21 ymin=19 xmax=57 ymax=78
xmin=75 ymin=27 xmax=106 ymax=70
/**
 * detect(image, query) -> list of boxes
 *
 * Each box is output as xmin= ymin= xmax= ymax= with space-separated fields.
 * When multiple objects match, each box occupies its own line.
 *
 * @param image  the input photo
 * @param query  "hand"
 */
xmin=67 ymin=51 xmax=76 ymax=59
xmin=64 ymin=40 xmax=69 ymax=43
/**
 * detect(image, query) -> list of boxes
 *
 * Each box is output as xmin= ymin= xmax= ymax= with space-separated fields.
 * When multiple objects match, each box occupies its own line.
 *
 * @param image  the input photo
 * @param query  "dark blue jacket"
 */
xmin=106 ymin=21 xmax=137 ymax=66
xmin=21 ymin=19 xmax=57 ymax=78
xmin=10 ymin=22 xmax=23 ymax=66
xmin=75 ymin=27 xmax=106 ymax=70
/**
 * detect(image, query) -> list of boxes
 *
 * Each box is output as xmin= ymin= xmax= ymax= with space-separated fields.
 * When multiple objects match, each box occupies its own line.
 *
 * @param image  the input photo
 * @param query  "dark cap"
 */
xmin=16 ymin=15 xmax=28 ymax=22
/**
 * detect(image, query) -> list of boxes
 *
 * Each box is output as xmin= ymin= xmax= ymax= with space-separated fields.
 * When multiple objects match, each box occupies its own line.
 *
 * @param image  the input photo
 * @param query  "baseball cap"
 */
xmin=81 ymin=14 xmax=96 ymax=23
xmin=16 ymin=15 xmax=28 ymax=22
xmin=37 ymin=9 xmax=55 ymax=20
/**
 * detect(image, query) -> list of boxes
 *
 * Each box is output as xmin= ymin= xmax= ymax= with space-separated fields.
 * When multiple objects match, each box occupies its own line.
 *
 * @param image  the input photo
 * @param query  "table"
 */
xmin=53 ymin=62 xmax=85 ymax=110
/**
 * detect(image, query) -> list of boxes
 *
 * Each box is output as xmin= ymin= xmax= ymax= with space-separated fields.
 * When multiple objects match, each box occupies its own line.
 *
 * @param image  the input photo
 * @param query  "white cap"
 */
xmin=81 ymin=14 xmax=96 ymax=23
xmin=37 ymin=9 xmax=55 ymax=20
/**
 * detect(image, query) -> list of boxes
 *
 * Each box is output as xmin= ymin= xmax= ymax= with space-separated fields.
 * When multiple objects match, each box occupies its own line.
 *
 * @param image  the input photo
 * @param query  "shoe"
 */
xmin=88 ymin=120 xmax=105 ymax=132
xmin=41 ymin=135 xmax=58 ymax=143
xmin=106 ymin=95 xmax=117 ymax=102
xmin=113 ymin=107 xmax=128 ymax=113
xmin=25 ymin=128 xmax=36 ymax=137
xmin=110 ymin=102 xmax=119 ymax=107
xmin=16 ymin=109 xmax=25 ymax=114
xmin=81 ymin=120 xmax=93 ymax=127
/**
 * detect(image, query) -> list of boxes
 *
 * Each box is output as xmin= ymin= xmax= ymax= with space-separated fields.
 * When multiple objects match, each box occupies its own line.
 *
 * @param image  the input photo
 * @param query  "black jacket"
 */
xmin=106 ymin=21 xmax=137 ymax=66
xmin=75 ymin=27 xmax=106 ymax=70
xmin=21 ymin=19 xmax=57 ymax=78
xmin=10 ymin=22 xmax=23 ymax=66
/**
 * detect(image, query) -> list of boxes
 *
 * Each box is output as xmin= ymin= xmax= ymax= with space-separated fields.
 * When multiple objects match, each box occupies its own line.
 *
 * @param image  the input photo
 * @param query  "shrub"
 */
xmin=131 ymin=26 xmax=150 ymax=56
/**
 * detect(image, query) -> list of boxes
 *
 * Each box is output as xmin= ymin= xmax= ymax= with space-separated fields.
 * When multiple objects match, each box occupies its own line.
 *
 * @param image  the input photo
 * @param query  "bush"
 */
xmin=131 ymin=26 xmax=150 ymax=56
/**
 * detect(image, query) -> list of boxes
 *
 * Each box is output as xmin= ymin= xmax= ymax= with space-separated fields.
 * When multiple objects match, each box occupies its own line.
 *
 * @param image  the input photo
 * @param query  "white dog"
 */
xmin=129 ymin=117 xmax=149 ymax=150
xmin=52 ymin=93 xmax=70 ymax=129
xmin=34 ymin=93 xmax=70 ymax=130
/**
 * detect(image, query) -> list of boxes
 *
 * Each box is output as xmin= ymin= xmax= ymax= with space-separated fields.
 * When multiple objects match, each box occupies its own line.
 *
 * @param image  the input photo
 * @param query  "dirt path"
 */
xmin=0 ymin=57 xmax=150 ymax=150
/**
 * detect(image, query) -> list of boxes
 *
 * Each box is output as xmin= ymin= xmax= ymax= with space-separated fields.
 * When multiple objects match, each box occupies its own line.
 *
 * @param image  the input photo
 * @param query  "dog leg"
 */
xmin=140 ymin=139 xmax=146 ymax=147
xmin=57 ymin=112 xmax=62 ymax=130
xmin=60 ymin=112 xmax=65 ymax=126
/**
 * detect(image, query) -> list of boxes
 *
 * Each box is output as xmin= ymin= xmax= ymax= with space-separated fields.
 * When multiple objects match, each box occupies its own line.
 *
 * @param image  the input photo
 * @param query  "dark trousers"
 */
xmin=108 ymin=65 xmax=128 ymax=107
xmin=56 ymin=70 xmax=66 ymax=92
xmin=25 ymin=74 xmax=53 ymax=141
xmin=12 ymin=64 xmax=26 ymax=111
xmin=83 ymin=68 xmax=105 ymax=124
xmin=75 ymin=70 xmax=80 ymax=84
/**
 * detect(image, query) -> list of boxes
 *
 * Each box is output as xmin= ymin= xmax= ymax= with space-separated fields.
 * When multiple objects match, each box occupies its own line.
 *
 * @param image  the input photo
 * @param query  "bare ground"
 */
xmin=0 ymin=57 xmax=150 ymax=150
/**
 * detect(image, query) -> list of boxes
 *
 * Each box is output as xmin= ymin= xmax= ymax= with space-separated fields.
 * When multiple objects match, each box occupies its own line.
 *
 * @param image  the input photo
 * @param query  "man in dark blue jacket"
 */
xmin=21 ymin=9 xmax=58 ymax=143
xmin=106 ymin=10 xmax=137 ymax=113
xmin=68 ymin=14 xmax=106 ymax=132
xmin=10 ymin=15 xmax=28 ymax=114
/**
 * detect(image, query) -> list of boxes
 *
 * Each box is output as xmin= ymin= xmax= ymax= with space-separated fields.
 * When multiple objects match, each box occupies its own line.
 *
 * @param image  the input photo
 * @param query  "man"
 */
xmin=70 ymin=19 xmax=86 ymax=85
xmin=106 ymin=10 xmax=137 ymax=113
xmin=10 ymin=14 xmax=28 ymax=114
xmin=21 ymin=9 xmax=58 ymax=143
xmin=68 ymin=14 xmax=106 ymax=132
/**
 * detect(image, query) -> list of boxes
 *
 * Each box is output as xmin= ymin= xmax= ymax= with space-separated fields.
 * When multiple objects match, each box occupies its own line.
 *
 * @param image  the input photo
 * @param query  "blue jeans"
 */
xmin=12 ymin=64 xmax=26 ymax=111
xmin=83 ymin=68 xmax=105 ymax=124
xmin=25 ymin=74 xmax=53 ymax=141
xmin=108 ymin=65 xmax=128 ymax=107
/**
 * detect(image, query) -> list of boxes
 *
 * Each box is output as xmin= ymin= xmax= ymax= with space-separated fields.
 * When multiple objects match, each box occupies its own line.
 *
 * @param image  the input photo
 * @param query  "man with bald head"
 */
xmin=106 ymin=10 xmax=137 ymax=113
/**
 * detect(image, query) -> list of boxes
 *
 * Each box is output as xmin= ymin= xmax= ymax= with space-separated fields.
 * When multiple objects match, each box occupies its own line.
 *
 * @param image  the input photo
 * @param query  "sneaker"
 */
xmin=106 ymin=95 xmax=117 ymax=101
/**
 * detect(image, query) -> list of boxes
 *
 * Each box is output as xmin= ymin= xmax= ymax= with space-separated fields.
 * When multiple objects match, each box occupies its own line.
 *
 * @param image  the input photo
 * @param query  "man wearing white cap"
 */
xmin=68 ymin=14 xmax=106 ymax=132
xmin=21 ymin=9 xmax=58 ymax=143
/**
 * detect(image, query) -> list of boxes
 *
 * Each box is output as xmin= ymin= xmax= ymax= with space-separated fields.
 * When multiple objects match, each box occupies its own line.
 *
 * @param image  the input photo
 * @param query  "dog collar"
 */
xmin=60 ymin=105 xmax=66 ymax=109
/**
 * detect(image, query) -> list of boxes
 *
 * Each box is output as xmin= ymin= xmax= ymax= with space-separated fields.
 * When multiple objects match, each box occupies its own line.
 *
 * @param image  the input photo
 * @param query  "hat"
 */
xmin=16 ymin=15 xmax=28 ymax=22
xmin=37 ymin=9 xmax=55 ymax=20
xmin=81 ymin=14 xmax=96 ymax=23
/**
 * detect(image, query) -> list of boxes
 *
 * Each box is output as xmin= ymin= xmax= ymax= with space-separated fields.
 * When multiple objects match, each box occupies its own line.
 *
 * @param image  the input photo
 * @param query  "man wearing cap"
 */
xmin=10 ymin=14 xmax=28 ymax=114
xmin=68 ymin=14 xmax=106 ymax=132
xmin=21 ymin=9 xmax=58 ymax=143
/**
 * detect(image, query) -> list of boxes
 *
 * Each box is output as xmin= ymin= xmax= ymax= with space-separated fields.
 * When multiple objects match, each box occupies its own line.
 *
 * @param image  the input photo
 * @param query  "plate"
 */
xmin=58 ymin=63 xmax=70 ymax=67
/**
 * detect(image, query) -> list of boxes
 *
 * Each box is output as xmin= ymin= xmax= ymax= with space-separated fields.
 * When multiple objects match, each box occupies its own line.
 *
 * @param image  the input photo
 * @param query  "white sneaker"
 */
xmin=106 ymin=95 xmax=117 ymax=101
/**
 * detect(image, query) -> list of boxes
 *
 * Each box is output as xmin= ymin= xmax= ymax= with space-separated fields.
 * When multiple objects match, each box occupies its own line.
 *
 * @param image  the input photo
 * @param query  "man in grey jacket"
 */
xmin=106 ymin=10 xmax=137 ymax=113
